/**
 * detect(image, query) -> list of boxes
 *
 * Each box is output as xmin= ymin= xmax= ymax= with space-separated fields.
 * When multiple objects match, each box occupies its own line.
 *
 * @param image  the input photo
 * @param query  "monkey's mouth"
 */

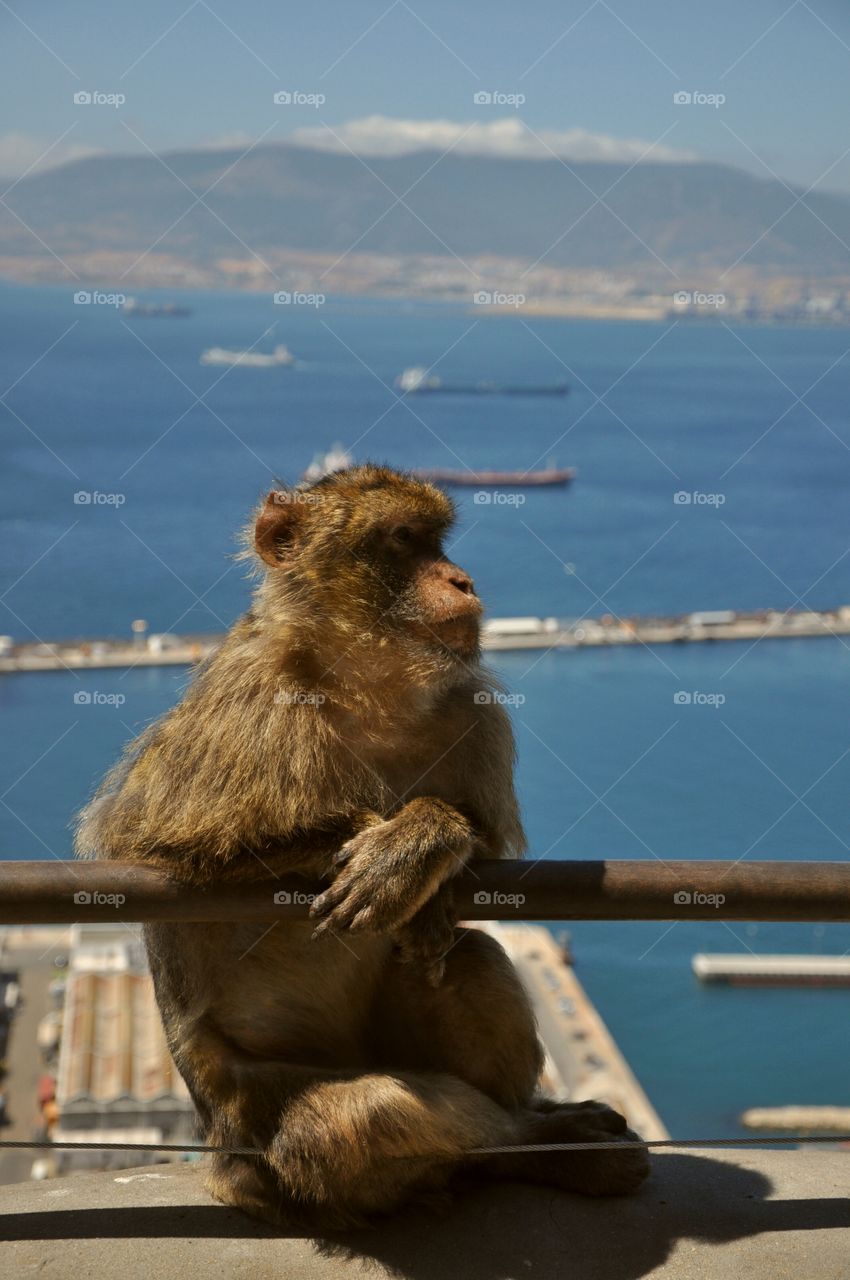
xmin=429 ymin=611 xmax=481 ymax=656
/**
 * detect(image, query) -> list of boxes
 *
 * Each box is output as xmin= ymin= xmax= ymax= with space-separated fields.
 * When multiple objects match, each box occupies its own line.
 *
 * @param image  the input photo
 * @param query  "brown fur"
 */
xmin=76 ymin=464 xmax=648 ymax=1230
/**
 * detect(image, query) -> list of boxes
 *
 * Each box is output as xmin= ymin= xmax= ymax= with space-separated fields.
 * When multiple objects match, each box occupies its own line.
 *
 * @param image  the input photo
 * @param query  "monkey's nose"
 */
xmin=443 ymin=563 xmax=475 ymax=595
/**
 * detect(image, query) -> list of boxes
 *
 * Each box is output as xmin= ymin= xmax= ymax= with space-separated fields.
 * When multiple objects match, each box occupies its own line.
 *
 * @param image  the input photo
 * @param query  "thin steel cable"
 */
xmin=1 ymin=1135 xmax=848 ymax=1158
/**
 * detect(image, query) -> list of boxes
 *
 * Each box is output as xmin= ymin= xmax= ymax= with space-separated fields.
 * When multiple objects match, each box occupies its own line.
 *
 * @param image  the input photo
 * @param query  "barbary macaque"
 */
xmin=77 ymin=464 xmax=648 ymax=1229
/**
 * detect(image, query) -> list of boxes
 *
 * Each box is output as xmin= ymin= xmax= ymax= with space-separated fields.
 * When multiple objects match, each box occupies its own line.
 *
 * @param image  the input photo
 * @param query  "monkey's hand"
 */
xmin=392 ymin=886 xmax=458 ymax=987
xmin=309 ymin=798 xmax=472 ymax=940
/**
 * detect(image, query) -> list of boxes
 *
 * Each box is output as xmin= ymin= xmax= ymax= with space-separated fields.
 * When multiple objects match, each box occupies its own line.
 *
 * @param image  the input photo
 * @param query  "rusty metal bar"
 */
xmin=0 ymin=859 xmax=848 ymax=924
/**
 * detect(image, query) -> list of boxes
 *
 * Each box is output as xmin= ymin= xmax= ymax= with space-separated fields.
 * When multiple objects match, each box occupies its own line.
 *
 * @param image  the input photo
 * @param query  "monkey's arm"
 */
xmin=308 ymin=797 xmax=472 ymax=938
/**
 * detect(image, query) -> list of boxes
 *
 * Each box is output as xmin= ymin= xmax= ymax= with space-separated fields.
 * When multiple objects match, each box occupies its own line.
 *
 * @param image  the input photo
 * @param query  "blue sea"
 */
xmin=1 ymin=281 xmax=849 ymax=1139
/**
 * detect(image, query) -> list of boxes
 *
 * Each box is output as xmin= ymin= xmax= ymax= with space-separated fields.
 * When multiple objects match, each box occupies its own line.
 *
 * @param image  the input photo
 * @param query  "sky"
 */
xmin=2 ymin=0 xmax=850 ymax=192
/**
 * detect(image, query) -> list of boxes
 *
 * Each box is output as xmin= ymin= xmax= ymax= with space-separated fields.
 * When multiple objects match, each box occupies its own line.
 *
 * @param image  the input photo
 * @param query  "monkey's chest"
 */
xmin=214 ymin=922 xmax=389 ymax=1065
xmin=359 ymin=730 xmax=470 ymax=809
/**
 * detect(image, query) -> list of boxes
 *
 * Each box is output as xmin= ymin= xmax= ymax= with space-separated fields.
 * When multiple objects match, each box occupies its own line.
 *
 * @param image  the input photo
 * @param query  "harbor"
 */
xmin=3 ymin=603 xmax=850 ymax=673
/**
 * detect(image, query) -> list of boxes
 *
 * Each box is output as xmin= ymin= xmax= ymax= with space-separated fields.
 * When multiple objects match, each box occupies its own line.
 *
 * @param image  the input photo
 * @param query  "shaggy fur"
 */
xmin=76 ymin=464 xmax=648 ymax=1230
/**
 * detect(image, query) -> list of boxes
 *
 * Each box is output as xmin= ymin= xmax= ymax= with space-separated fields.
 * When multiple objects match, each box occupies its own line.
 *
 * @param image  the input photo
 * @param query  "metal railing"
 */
xmin=1 ymin=858 xmax=849 ymax=922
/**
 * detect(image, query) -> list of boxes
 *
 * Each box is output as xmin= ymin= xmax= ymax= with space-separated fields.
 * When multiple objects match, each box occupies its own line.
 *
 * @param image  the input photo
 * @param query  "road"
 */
xmin=0 ymin=937 xmax=66 ymax=1185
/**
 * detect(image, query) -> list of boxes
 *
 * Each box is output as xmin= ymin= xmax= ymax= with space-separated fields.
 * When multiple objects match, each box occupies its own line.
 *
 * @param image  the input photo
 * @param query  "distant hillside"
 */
xmin=2 ymin=142 xmax=849 ymax=275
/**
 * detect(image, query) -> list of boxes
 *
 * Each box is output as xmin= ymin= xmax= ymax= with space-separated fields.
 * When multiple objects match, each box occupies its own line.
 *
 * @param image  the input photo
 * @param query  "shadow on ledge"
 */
xmin=1 ymin=1150 xmax=848 ymax=1280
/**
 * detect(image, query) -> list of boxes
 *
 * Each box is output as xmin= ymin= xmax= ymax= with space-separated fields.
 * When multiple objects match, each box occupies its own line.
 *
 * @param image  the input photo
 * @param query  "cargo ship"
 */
xmin=414 ymin=465 xmax=575 ymax=488
xmin=200 ymin=344 xmax=294 ymax=368
xmin=395 ymin=366 xmax=568 ymax=396
xmin=121 ymin=298 xmax=192 ymax=318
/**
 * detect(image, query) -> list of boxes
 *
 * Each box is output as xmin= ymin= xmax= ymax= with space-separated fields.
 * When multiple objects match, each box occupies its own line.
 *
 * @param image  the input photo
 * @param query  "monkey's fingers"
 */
xmin=310 ymin=878 xmax=386 ymax=936
xmin=392 ymin=935 xmax=453 ymax=986
xmin=332 ymin=844 xmax=354 ymax=866
xmin=424 ymin=954 xmax=447 ymax=987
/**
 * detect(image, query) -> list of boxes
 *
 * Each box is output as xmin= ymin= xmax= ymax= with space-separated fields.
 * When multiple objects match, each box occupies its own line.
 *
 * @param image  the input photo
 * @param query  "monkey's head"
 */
xmin=252 ymin=464 xmax=482 ymax=667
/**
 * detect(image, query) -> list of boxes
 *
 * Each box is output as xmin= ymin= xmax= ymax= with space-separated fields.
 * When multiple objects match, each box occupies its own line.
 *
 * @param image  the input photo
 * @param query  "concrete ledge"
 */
xmin=1 ymin=1151 xmax=848 ymax=1278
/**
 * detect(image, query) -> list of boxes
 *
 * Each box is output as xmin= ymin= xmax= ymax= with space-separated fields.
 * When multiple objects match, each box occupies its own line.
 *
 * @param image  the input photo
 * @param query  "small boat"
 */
xmin=301 ymin=445 xmax=354 ymax=483
xmin=396 ymin=366 xmax=568 ymax=396
xmin=200 ymin=344 xmax=294 ymax=368
xmin=121 ymin=297 xmax=191 ymax=317
xmin=414 ymin=465 xmax=576 ymax=488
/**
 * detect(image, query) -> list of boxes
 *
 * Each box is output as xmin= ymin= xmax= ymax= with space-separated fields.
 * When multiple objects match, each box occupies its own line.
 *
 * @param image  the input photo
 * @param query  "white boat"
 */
xmin=395 ymin=366 xmax=442 ymax=393
xmin=200 ymin=343 xmax=294 ymax=368
xmin=395 ymin=365 xmax=569 ymax=396
xmin=302 ymin=445 xmax=353 ymax=483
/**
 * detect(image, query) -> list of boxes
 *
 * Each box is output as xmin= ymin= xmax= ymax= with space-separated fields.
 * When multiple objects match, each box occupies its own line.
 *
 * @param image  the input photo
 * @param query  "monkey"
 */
xmin=76 ymin=464 xmax=649 ymax=1230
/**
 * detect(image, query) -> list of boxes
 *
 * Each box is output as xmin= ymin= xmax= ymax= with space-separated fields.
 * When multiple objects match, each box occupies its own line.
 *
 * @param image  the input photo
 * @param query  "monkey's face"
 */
xmin=253 ymin=465 xmax=482 ymax=662
xmin=376 ymin=519 xmax=482 ymax=657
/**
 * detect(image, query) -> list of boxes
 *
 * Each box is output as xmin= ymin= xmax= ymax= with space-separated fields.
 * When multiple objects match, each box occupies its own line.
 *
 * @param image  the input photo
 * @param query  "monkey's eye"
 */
xmin=389 ymin=525 xmax=415 ymax=548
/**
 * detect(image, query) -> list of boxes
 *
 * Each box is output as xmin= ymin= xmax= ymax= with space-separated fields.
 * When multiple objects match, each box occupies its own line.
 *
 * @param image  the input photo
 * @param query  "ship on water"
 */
xmin=301 ymin=448 xmax=574 ymax=489
xmin=301 ymin=445 xmax=353 ymax=483
xmin=414 ymin=464 xmax=576 ymax=488
xmin=395 ymin=366 xmax=568 ymax=396
xmin=121 ymin=298 xmax=192 ymax=318
xmin=200 ymin=344 xmax=294 ymax=368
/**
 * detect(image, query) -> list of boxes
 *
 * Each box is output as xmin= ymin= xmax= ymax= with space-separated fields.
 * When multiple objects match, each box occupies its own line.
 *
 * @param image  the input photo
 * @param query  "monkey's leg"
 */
xmin=201 ymin=1060 xmax=525 ymax=1231
xmin=376 ymin=927 xmax=650 ymax=1197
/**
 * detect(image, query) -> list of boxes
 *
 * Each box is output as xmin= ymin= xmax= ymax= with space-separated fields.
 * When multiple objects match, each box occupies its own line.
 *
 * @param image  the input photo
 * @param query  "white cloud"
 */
xmin=289 ymin=115 xmax=697 ymax=164
xmin=0 ymin=131 xmax=102 ymax=181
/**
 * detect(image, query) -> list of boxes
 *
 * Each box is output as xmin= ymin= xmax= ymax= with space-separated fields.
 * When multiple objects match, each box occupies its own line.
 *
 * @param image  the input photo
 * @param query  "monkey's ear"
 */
xmin=254 ymin=491 xmax=306 ymax=566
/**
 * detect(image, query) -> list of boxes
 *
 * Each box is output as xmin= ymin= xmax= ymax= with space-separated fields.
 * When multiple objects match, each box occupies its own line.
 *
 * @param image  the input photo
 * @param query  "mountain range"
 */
xmin=1 ymin=142 xmax=849 ymax=278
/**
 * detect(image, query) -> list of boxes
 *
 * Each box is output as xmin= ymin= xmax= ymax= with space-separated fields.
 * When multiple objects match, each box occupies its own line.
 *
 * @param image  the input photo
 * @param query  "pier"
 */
xmin=484 ymin=922 xmax=668 ymax=1139
xmin=692 ymin=953 xmax=850 ymax=986
xmin=3 ymin=603 xmax=850 ymax=673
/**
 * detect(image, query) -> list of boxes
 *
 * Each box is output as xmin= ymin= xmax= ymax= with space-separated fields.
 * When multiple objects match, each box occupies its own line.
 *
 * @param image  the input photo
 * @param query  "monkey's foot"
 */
xmin=487 ymin=1100 xmax=650 ymax=1197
